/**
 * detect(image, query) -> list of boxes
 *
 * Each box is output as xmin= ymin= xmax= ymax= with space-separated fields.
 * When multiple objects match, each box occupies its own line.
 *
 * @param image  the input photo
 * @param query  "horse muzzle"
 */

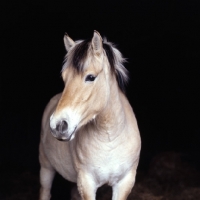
xmin=50 ymin=120 xmax=73 ymax=141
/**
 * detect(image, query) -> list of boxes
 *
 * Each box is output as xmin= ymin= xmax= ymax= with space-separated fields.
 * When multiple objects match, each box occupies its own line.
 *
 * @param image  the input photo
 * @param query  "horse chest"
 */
xmin=75 ymin=142 xmax=134 ymax=186
xmin=94 ymin=152 xmax=132 ymax=186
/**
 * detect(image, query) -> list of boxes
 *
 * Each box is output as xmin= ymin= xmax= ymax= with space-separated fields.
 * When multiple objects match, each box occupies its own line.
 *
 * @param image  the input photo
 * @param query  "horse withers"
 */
xmin=39 ymin=31 xmax=141 ymax=200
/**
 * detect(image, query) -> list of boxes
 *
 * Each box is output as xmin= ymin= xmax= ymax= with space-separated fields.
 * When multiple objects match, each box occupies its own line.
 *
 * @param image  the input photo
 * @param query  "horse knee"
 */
xmin=39 ymin=167 xmax=55 ymax=200
xmin=112 ymin=169 xmax=137 ymax=200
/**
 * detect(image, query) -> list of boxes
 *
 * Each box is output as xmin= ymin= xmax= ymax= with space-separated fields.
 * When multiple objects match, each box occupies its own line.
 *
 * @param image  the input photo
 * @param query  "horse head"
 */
xmin=50 ymin=31 xmax=128 ymax=141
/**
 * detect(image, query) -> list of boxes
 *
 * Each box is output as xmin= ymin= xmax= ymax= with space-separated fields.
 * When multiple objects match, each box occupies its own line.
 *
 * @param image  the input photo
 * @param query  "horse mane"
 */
xmin=62 ymin=37 xmax=129 ymax=93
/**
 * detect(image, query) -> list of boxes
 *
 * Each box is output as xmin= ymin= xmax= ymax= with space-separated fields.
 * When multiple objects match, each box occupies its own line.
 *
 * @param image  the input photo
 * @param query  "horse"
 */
xmin=39 ymin=31 xmax=141 ymax=200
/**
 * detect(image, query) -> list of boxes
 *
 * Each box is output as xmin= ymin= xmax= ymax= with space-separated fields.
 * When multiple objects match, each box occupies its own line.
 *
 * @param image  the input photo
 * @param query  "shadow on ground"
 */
xmin=1 ymin=152 xmax=200 ymax=200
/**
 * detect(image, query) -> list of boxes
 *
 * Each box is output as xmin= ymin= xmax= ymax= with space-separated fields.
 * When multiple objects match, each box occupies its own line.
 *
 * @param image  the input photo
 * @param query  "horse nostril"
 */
xmin=61 ymin=120 xmax=68 ymax=133
xmin=56 ymin=120 xmax=68 ymax=135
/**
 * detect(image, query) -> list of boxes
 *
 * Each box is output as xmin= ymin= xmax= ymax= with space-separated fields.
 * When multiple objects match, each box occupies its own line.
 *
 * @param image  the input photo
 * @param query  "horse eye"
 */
xmin=85 ymin=75 xmax=96 ymax=82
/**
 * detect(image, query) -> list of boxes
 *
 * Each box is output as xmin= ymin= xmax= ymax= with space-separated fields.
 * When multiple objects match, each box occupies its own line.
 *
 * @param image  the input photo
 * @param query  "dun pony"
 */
xmin=39 ymin=31 xmax=141 ymax=200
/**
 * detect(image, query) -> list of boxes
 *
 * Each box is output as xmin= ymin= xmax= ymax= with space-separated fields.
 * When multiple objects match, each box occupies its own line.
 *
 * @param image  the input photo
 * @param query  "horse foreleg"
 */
xmin=77 ymin=171 xmax=97 ymax=200
xmin=112 ymin=169 xmax=137 ymax=200
xmin=39 ymin=167 xmax=55 ymax=200
xmin=71 ymin=185 xmax=82 ymax=200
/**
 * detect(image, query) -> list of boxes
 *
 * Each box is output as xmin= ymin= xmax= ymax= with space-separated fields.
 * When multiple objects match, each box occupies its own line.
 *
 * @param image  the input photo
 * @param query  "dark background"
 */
xmin=1 ymin=0 xmax=200 ymax=194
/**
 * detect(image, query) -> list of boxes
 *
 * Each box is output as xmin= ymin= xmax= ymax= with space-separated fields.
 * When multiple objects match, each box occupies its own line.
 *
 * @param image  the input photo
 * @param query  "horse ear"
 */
xmin=92 ymin=30 xmax=103 ymax=56
xmin=63 ymin=33 xmax=75 ymax=52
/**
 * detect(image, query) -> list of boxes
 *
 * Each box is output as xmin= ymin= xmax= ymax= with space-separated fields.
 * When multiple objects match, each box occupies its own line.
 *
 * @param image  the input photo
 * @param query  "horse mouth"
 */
xmin=56 ymin=126 xmax=77 ymax=142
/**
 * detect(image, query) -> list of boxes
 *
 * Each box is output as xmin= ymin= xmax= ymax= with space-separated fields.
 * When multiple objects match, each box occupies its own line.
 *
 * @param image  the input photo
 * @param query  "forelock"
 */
xmin=62 ymin=39 xmax=91 ymax=73
xmin=62 ymin=37 xmax=129 ymax=93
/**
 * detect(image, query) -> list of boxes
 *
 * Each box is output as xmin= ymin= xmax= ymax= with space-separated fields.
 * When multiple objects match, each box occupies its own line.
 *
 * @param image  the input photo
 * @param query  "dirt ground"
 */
xmin=1 ymin=152 xmax=200 ymax=200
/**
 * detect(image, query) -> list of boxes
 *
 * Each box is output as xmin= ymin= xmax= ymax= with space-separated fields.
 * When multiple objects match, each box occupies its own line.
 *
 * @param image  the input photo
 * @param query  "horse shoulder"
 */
xmin=40 ymin=93 xmax=77 ymax=181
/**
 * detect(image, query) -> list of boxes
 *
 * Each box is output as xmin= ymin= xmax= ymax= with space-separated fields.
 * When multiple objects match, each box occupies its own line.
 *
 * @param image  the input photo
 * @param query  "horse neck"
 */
xmin=94 ymin=77 xmax=127 ymax=140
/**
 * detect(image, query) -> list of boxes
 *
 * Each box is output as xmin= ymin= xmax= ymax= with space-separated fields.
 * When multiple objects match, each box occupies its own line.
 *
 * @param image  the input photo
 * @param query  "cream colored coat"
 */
xmin=39 ymin=31 xmax=141 ymax=200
